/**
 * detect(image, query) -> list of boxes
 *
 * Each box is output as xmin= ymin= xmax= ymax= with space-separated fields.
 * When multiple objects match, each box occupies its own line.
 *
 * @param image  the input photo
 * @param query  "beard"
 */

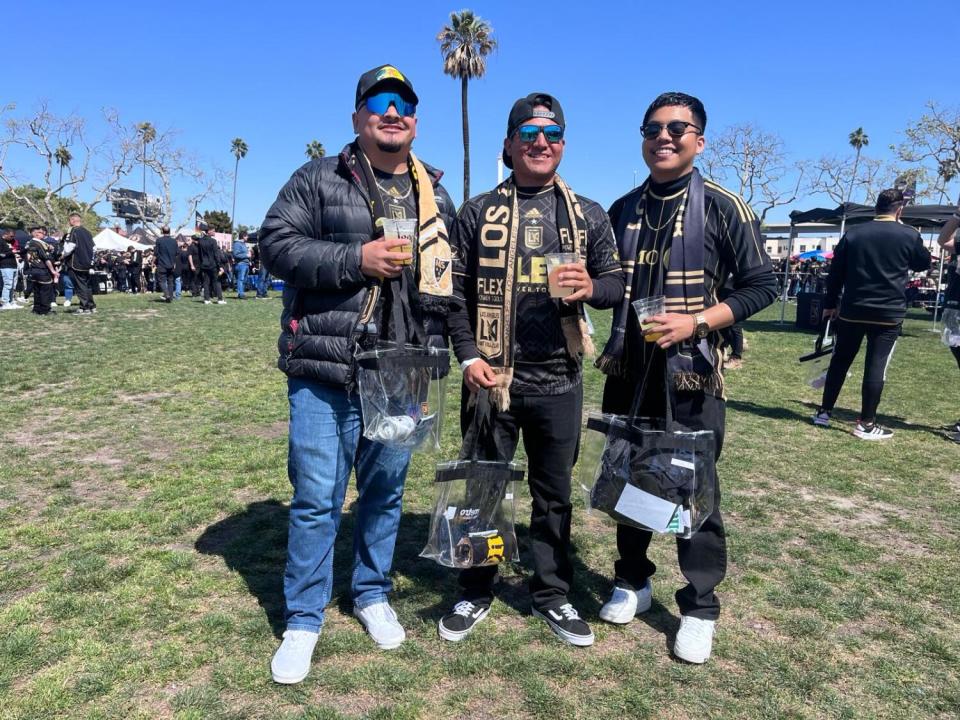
xmin=376 ymin=139 xmax=403 ymax=154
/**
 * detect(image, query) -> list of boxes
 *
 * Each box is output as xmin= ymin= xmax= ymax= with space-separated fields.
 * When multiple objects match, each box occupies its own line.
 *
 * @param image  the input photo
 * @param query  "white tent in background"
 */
xmin=92 ymin=228 xmax=150 ymax=251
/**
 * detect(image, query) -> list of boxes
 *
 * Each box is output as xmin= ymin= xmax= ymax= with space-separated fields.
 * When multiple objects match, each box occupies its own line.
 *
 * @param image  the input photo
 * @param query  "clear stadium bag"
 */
xmin=799 ymin=318 xmax=835 ymax=389
xmin=421 ymin=390 xmax=523 ymax=568
xmin=354 ymin=343 xmax=448 ymax=451
xmin=580 ymin=411 xmax=717 ymax=539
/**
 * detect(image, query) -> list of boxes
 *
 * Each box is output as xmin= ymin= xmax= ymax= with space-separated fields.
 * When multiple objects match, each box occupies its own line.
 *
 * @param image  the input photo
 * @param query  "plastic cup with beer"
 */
xmin=544 ymin=252 xmax=582 ymax=299
xmin=632 ymin=295 xmax=666 ymax=342
xmin=382 ymin=218 xmax=417 ymax=266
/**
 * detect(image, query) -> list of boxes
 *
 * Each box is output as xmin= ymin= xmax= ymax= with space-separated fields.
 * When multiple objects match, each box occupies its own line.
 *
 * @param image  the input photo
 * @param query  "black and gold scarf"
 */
xmin=350 ymin=143 xmax=453 ymax=344
xmin=596 ymin=168 xmax=721 ymax=395
xmin=473 ymin=175 xmax=593 ymax=410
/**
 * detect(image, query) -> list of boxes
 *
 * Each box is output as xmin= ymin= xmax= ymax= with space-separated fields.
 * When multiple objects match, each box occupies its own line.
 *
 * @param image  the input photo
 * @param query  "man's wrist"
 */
xmin=459 ymin=357 xmax=481 ymax=371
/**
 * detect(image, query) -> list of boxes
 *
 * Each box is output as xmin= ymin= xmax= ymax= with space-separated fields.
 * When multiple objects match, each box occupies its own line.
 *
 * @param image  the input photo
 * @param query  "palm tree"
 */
xmin=839 ymin=127 xmax=869 ymax=238
xmin=437 ymin=9 xmax=497 ymax=202
xmin=305 ymin=140 xmax=326 ymax=160
xmin=54 ymin=145 xmax=72 ymax=195
xmin=230 ymin=137 xmax=249 ymax=232
xmin=136 ymin=122 xmax=156 ymax=217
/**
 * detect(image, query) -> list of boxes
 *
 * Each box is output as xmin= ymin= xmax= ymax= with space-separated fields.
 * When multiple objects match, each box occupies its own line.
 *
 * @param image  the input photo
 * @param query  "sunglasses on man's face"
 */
xmin=362 ymin=92 xmax=417 ymax=118
xmin=640 ymin=120 xmax=702 ymax=140
xmin=515 ymin=124 xmax=564 ymax=143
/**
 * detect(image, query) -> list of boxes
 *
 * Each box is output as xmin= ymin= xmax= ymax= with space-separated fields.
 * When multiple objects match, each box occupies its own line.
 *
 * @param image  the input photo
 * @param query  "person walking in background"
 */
xmin=25 ymin=226 xmax=59 ymax=315
xmin=155 ymin=226 xmax=179 ymax=303
xmin=62 ymin=213 xmax=97 ymax=314
xmin=232 ymin=230 xmax=251 ymax=299
xmin=252 ymin=239 xmax=270 ymax=298
xmin=0 ymin=228 xmax=22 ymax=309
xmin=812 ymin=189 xmax=931 ymax=440
xmin=198 ymin=227 xmax=225 ymax=305
xmin=935 ymin=204 xmax=960 ymax=443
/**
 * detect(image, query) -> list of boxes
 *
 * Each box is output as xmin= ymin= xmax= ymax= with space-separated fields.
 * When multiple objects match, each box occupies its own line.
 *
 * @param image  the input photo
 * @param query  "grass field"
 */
xmin=1 ymin=293 xmax=958 ymax=720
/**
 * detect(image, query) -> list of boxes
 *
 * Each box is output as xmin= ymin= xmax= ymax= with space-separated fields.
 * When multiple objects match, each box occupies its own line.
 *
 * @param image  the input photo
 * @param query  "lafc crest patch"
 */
xmin=524 ymin=226 xmax=543 ymax=249
xmin=477 ymin=305 xmax=503 ymax=358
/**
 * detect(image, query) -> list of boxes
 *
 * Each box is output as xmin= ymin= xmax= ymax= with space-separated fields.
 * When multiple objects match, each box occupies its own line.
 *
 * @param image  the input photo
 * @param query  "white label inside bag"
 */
xmin=614 ymin=484 xmax=683 ymax=533
xmin=671 ymin=458 xmax=695 ymax=471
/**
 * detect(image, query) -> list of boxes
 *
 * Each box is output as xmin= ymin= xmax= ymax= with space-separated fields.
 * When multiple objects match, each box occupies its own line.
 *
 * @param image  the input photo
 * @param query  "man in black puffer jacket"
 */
xmin=260 ymin=64 xmax=455 ymax=685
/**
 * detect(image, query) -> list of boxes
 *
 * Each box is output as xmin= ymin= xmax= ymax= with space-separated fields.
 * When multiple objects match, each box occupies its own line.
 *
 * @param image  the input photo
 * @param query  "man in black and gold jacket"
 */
xmin=442 ymin=93 xmax=624 ymax=647
xmin=596 ymin=92 xmax=776 ymax=664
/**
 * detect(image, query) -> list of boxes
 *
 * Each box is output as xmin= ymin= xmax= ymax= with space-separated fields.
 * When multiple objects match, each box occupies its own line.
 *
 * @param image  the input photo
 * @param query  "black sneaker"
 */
xmin=438 ymin=600 xmax=490 ymax=642
xmin=532 ymin=603 xmax=594 ymax=647
xmin=941 ymin=420 xmax=960 ymax=434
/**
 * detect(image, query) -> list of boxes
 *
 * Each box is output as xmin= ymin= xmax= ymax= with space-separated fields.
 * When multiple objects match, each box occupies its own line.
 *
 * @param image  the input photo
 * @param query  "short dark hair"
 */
xmin=643 ymin=92 xmax=707 ymax=132
xmin=161 ymin=225 xmax=170 ymax=234
xmin=29 ymin=225 xmax=46 ymax=233
xmin=69 ymin=212 xmax=82 ymax=219
xmin=875 ymin=188 xmax=904 ymax=214
xmin=239 ymin=230 xmax=248 ymax=239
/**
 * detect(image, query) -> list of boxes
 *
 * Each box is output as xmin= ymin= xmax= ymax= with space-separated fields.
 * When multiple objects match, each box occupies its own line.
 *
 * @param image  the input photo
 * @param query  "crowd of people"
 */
xmin=0 ymin=223 xmax=275 ymax=313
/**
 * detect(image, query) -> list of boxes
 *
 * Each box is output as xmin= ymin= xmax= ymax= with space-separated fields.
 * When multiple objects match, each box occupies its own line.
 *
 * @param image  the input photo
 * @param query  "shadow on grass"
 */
xmin=195 ymin=499 xmax=289 ymax=636
xmin=727 ymin=398 xmax=944 ymax=436
xmin=194 ymin=498 xmax=683 ymax=647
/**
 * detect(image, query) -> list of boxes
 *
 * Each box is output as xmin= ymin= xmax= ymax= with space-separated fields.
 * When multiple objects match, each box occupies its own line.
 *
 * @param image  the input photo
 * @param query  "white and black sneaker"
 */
xmin=853 ymin=421 xmax=893 ymax=441
xmin=532 ymin=603 xmax=594 ymax=647
xmin=438 ymin=600 xmax=490 ymax=642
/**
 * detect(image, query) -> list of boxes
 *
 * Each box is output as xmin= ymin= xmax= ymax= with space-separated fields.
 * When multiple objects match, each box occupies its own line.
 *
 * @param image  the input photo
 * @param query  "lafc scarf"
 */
xmin=352 ymin=144 xmax=453 ymax=342
xmin=596 ymin=168 xmax=722 ymax=395
xmin=474 ymin=175 xmax=594 ymax=411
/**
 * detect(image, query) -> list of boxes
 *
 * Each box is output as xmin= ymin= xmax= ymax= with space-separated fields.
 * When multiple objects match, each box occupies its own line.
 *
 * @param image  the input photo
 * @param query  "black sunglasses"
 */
xmin=640 ymin=121 xmax=702 ymax=140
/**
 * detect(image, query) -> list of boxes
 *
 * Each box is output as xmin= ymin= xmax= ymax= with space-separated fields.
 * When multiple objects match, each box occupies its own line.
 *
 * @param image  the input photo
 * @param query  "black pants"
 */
xmin=458 ymin=384 xmax=582 ymax=611
xmin=31 ymin=279 xmax=55 ymax=314
xmin=158 ymin=268 xmax=176 ymax=301
xmin=950 ymin=346 xmax=960 ymax=372
xmin=128 ymin=267 xmax=142 ymax=293
xmin=602 ymin=374 xmax=727 ymax=621
xmin=820 ymin=319 xmax=900 ymax=423
xmin=720 ymin=323 xmax=743 ymax=358
xmin=201 ymin=268 xmax=223 ymax=301
xmin=67 ymin=267 xmax=95 ymax=310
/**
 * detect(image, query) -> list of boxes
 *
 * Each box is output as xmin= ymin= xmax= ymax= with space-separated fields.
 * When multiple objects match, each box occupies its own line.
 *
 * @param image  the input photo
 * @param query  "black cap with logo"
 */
xmin=355 ymin=64 xmax=419 ymax=109
xmin=502 ymin=92 xmax=565 ymax=170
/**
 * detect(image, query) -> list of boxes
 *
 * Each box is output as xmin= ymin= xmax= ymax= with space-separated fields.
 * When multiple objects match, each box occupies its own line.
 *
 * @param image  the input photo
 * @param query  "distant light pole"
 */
xmin=633 ymin=170 xmax=639 ymax=188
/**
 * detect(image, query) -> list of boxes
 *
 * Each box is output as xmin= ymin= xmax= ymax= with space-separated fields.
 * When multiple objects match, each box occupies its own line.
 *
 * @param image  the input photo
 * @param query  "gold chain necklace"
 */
xmin=642 ymin=200 xmax=680 ymax=232
xmin=376 ymin=174 xmax=412 ymax=202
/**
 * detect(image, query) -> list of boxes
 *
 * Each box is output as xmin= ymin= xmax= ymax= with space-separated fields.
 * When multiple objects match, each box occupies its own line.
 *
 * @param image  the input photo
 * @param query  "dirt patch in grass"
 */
xmin=246 ymin=420 xmax=287 ymax=440
xmin=18 ymin=380 xmax=78 ymax=400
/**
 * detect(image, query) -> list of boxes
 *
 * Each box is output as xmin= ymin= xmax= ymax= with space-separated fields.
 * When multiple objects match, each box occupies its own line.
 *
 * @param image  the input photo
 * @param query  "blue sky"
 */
xmin=4 ymin=0 xmax=955 ymax=229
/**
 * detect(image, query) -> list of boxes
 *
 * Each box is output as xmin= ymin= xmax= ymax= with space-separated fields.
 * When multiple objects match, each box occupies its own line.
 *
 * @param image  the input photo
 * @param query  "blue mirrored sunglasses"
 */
xmin=516 ymin=124 xmax=564 ymax=143
xmin=362 ymin=92 xmax=417 ymax=117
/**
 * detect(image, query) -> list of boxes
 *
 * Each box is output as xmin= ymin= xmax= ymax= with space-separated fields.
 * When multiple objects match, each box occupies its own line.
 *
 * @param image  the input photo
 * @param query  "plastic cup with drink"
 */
xmin=544 ymin=252 xmax=582 ymax=299
xmin=632 ymin=295 xmax=666 ymax=342
xmin=382 ymin=218 xmax=417 ymax=266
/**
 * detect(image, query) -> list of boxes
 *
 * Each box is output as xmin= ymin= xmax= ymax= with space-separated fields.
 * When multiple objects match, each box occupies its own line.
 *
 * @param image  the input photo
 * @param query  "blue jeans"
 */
xmin=257 ymin=266 xmax=270 ymax=297
xmin=62 ymin=271 xmax=74 ymax=302
xmin=235 ymin=261 xmax=249 ymax=297
xmin=0 ymin=268 xmax=15 ymax=304
xmin=284 ymin=377 xmax=411 ymax=632
xmin=174 ymin=275 xmax=182 ymax=298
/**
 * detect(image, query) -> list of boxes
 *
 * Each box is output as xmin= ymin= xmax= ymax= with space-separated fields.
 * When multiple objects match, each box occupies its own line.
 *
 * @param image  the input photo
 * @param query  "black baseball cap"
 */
xmin=355 ymin=64 xmax=418 ymax=109
xmin=502 ymin=92 xmax=565 ymax=170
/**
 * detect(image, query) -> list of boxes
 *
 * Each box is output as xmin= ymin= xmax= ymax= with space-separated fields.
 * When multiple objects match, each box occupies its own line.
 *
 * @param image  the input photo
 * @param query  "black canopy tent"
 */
xmin=789 ymin=203 xmax=957 ymax=230
xmin=778 ymin=203 xmax=955 ymax=324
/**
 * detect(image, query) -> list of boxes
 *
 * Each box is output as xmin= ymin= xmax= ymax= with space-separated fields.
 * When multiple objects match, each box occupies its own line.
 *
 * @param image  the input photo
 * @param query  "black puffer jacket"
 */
xmin=260 ymin=142 xmax=456 ymax=387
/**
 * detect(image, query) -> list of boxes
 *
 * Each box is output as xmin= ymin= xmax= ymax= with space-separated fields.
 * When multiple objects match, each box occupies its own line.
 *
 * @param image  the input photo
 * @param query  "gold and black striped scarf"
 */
xmin=473 ymin=175 xmax=593 ymax=410
xmin=597 ymin=168 xmax=721 ymax=394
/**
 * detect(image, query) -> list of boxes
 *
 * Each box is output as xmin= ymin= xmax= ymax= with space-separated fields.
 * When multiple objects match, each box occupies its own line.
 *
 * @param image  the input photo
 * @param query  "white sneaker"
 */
xmin=63 ymin=300 xmax=71 ymax=307
xmin=353 ymin=602 xmax=405 ymax=649
xmin=271 ymin=629 xmax=320 ymax=684
xmin=674 ymin=616 xmax=715 ymax=664
xmin=203 ymin=300 xmax=211 ymax=305
xmin=217 ymin=300 xmax=226 ymax=305
xmin=599 ymin=581 xmax=652 ymax=624
xmin=811 ymin=409 xmax=831 ymax=427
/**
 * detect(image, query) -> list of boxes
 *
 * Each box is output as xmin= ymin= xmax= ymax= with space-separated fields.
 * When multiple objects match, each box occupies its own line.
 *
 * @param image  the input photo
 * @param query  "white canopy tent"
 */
xmin=93 ymin=228 xmax=149 ymax=252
